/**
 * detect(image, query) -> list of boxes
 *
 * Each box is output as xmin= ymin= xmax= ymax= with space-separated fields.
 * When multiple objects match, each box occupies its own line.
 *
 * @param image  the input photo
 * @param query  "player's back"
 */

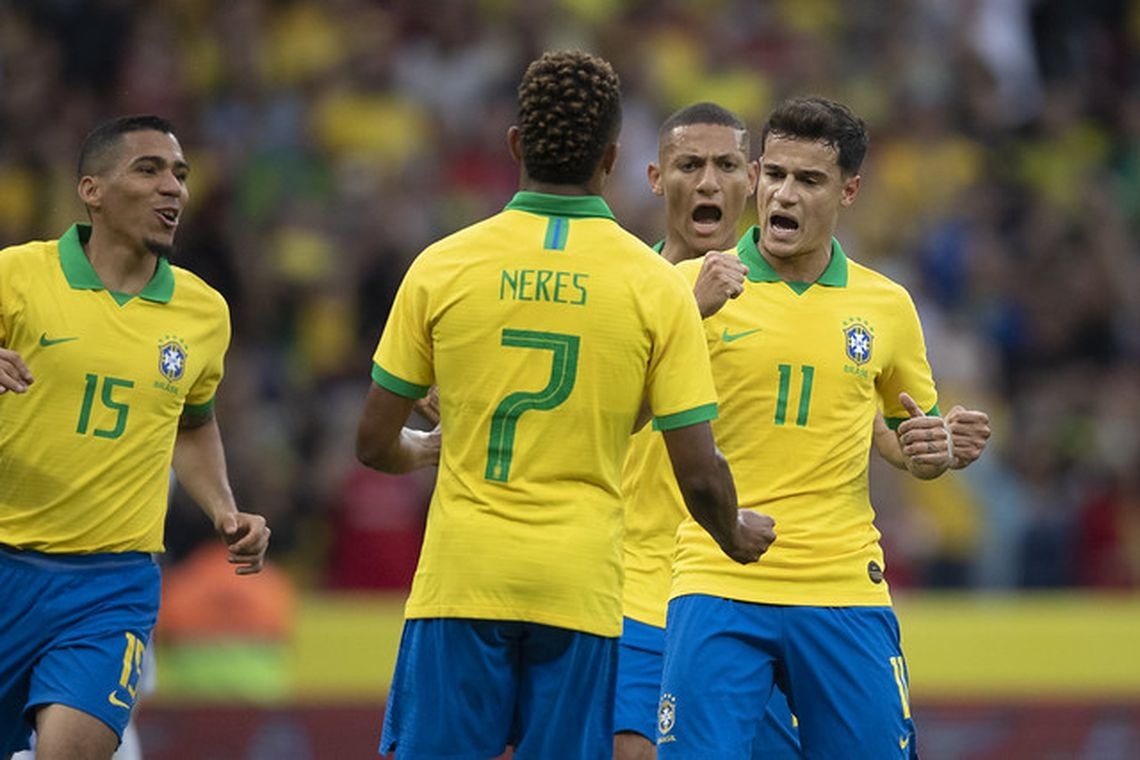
xmin=376 ymin=192 xmax=716 ymax=636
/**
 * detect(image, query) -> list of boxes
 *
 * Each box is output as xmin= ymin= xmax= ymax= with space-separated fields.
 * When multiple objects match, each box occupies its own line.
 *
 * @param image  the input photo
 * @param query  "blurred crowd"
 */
xmin=1 ymin=0 xmax=1138 ymax=592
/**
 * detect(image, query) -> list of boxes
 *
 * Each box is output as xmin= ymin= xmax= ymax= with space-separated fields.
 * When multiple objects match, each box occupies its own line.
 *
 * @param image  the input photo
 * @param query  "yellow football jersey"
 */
xmin=620 ymin=422 xmax=685 ymax=628
xmin=0 ymin=224 xmax=230 ymax=553
xmin=671 ymin=229 xmax=939 ymax=607
xmin=371 ymin=191 xmax=718 ymax=637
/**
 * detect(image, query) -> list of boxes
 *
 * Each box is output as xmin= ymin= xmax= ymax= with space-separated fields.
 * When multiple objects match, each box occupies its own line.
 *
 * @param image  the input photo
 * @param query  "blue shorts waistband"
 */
xmin=0 ymin=544 xmax=154 ymax=571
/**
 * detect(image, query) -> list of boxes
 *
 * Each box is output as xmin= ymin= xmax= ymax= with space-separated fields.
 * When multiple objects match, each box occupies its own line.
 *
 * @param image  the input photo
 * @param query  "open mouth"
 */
xmin=156 ymin=209 xmax=179 ymax=227
xmin=691 ymin=204 xmax=723 ymax=234
xmin=769 ymin=213 xmax=798 ymax=231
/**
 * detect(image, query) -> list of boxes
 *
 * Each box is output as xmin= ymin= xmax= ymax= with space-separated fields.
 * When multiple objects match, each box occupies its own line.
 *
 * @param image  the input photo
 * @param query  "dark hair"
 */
xmin=516 ymin=50 xmax=622 ymax=185
xmin=78 ymin=114 xmax=176 ymax=179
xmin=658 ymin=102 xmax=747 ymax=142
xmin=760 ymin=96 xmax=867 ymax=176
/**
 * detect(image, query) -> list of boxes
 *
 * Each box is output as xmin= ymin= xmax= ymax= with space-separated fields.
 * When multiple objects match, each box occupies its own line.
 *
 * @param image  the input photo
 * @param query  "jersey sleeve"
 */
xmin=878 ymin=289 xmax=939 ymax=428
xmin=644 ymin=265 xmax=718 ymax=430
xmin=370 ymin=255 xmax=434 ymax=399
xmin=184 ymin=296 xmax=231 ymax=412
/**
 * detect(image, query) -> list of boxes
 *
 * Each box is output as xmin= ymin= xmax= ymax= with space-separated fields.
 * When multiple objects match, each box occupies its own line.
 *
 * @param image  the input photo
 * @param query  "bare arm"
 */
xmin=661 ymin=421 xmax=774 ymax=564
xmin=872 ymin=411 xmax=906 ymax=469
xmin=356 ymin=383 xmax=441 ymax=473
xmin=172 ymin=412 xmax=270 ymax=575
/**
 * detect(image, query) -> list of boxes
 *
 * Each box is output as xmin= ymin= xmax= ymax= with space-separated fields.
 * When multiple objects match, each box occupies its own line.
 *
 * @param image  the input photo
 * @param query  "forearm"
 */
xmin=172 ymin=416 xmax=238 ymax=529
xmin=358 ymin=426 xmax=437 ymax=473
xmin=674 ymin=448 xmax=739 ymax=549
xmin=356 ymin=384 xmax=438 ymax=473
xmin=661 ymin=422 xmax=739 ymax=549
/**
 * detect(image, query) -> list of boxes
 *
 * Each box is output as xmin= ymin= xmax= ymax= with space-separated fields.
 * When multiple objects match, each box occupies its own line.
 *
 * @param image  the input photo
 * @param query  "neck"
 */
xmin=83 ymin=227 xmax=159 ymax=295
xmin=661 ymin=231 xmax=737 ymax=265
xmin=762 ymin=243 xmax=832 ymax=283
xmin=519 ymin=179 xmax=600 ymax=196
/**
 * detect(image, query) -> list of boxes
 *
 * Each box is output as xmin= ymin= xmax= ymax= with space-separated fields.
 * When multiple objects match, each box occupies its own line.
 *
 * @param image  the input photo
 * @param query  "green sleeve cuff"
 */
xmin=884 ymin=403 xmax=941 ymax=430
xmin=652 ymin=402 xmax=718 ymax=432
xmin=182 ymin=397 xmax=215 ymax=419
xmin=371 ymin=362 xmax=430 ymax=399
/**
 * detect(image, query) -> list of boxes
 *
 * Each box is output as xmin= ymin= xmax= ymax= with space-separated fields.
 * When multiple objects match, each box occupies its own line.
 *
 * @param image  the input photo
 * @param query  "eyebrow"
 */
xmin=763 ymin=162 xmax=828 ymax=180
xmin=131 ymin=154 xmax=191 ymax=173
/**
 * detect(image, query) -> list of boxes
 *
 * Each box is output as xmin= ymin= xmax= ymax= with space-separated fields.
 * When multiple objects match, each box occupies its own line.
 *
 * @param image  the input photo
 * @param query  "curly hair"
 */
xmin=760 ymin=96 xmax=868 ymax=177
xmin=516 ymin=50 xmax=622 ymax=185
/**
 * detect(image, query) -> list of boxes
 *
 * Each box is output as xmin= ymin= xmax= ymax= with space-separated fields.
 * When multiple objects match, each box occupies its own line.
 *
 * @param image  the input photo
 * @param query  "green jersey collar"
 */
xmin=58 ymin=223 xmax=175 ymax=303
xmin=504 ymin=191 xmax=616 ymax=220
xmin=736 ymin=227 xmax=849 ymax=288
xmin=651 ymin=240 xmax=665 ymax=254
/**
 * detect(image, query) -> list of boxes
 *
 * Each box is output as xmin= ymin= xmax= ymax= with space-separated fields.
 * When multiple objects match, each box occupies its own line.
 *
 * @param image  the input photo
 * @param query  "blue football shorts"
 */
xmin=0 ymin=547 xmax=160 ymax=755
xmin=380 ymin=617 xmax=618 ymax=760
xmin=616 ymin=616 xmax=800 ymax=757
xmin=658 ymin=595 xmax=918 ymax=760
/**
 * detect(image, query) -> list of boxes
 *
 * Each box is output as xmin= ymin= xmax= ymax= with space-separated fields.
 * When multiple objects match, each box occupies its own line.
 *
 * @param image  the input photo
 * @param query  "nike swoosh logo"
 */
xmin=39 ymin=332 xmax=79 ymax=347
xmin=721 ymin=327 xmax=761 ymax=343
xmin=108 ymin=690 xmax=131 ymax=709
xmin=899 ymin=735 xmax=911 ymax=749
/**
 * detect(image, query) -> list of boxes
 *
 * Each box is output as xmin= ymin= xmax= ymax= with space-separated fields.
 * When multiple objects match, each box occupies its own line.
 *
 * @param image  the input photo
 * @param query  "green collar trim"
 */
xmin=58 ymin=224 xmax=175 ymax=303
xmin=651 ymin=240 xmax=665 ymax=254
xmin=504 ymin=191 xmax=616 ymax=220
xmin=736 ymin=227 xmax=849 ymax=289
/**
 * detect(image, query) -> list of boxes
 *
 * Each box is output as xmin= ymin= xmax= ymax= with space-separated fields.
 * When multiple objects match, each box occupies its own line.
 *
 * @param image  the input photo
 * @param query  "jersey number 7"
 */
xmin=484 ymin=329 xmax=579 ymax=482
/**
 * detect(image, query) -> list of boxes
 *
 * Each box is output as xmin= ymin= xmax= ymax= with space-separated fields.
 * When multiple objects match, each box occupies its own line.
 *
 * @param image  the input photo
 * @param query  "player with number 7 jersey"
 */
xmin=357 ymin=51 xmax=773 ymax=760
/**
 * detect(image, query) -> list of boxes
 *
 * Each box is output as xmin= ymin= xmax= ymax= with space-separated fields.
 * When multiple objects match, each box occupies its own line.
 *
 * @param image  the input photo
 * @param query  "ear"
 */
xmin=78 ymin=175 xmax=101 ymax=210
xmin=600 ymin=142 xmax=619 ymax=177
xmin=746 ymin=159 xmax=760 ymax=195
xmin=840 ymin=173 xmax=861 ymax=207
xmin=647 ymin=162 xmax=664 ymax=196
xmin=506 ymin=126 xmax=523 ymax=163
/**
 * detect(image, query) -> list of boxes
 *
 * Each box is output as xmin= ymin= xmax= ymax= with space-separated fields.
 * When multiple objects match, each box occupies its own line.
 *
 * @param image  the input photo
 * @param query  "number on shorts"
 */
xmin=890 ymin=654 xmax=912 ymax=719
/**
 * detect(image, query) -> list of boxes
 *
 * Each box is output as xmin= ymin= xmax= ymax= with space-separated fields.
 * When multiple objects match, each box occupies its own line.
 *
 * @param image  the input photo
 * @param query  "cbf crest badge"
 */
xmin=658 ymin=692 xmax=677 ymax=738
xmin=158 ymin=335 xmax=188 ymax=383
xmin=842 ymin=317 xmax=874 ymax=366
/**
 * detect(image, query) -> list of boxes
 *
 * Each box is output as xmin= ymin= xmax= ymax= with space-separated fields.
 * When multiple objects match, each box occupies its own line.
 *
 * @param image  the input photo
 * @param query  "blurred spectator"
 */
xmin=157 ymin=543 xmax=296 ymax=701
xmin=0 ymin=0 xmax=1137 ymax=595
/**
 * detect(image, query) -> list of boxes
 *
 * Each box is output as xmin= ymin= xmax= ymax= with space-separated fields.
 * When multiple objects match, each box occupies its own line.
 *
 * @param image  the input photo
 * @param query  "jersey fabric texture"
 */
xmin=0 ymin=224 xmax=230 ymax=553
xmin=380 ymin=618 xmax=617 ymax=759
xmin=671 ymin=229 xmax=939 ymax=607
xmin=620 ymin=237 xmax=689 ymax=628
xmin=370 ymin=191 xmax=718 ymax=638
xmin=621 ymin=423 xmax=686 ymax=628
xmin=0 ymin=548 xmax=160 ymax=754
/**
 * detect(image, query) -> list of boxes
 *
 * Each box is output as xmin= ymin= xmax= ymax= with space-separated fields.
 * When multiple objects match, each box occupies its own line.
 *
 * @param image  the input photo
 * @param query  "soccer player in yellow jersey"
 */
xmin=0 ymin=115 xmax=271 ymax=760
xmin=355 ymin=51 xmax=774 ymax=760
xmin=615 ymin=102 xmax=801 ymax=760
xmin=655 ymin=96 xmax=988 ymax=759
xmin=616 ymin=102 xmax=991 ymax=760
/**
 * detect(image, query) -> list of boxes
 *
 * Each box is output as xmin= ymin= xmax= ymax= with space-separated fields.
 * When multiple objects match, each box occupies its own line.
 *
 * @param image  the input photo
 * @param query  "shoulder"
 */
xmin=170 ymin=264 xmax=230 ymax=315
xmin=846 ymin=257 xmax=916 ymax=303
xmin=0 ymin=238 xmax=54 ymax=269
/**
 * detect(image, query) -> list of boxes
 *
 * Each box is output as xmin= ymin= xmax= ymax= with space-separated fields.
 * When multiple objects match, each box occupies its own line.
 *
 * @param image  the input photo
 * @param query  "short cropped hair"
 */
xmin=516 ymin=50 xmax=622 ymax=185
xmin=760 ymin=96 xmax=868 ymax=176
xmin=78 ymin=114 xmax=176 ymax=179
xmin=658 ymin=102 xmax=748 ymax=142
